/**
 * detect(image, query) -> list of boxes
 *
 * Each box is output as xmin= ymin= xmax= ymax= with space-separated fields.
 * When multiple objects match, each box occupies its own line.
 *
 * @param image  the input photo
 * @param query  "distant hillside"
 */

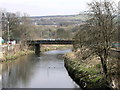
xmin=29 ymin=14 xmax=90 ymax=26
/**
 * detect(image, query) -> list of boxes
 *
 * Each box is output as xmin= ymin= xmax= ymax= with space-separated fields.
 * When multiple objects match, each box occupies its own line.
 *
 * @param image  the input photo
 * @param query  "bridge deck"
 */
xmin=27 ymin=40 xmax=74 ymax=45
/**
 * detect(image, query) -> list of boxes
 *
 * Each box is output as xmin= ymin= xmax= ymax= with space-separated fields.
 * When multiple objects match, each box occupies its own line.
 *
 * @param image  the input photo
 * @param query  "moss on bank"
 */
xmin=64 ymin=52 xmax=110 ymax=90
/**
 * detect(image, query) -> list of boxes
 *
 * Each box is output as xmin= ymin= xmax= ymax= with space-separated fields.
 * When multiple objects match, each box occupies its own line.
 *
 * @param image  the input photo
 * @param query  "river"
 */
xmin=1 ymin=49 xmax=81 ymax=88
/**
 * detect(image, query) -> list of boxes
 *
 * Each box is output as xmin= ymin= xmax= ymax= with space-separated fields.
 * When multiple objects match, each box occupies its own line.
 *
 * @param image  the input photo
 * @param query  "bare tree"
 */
xmin=87 ymin=0 xmax=117 ymax=76
xmin=74 ymin=0 xmax=118 ymax=89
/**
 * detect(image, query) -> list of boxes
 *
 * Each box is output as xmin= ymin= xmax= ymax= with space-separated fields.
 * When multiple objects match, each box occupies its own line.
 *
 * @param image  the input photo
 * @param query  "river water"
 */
xmin=1 ymin=49 xmax=80 ymax=88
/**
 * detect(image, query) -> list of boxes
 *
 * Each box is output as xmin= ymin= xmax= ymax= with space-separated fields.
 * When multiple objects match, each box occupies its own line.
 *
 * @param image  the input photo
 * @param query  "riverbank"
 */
xmin=41 ymin=45 xmax=72 ymax=52
xmin=0 ymin=45 xmax=72 ymax=62
xmin=0 ymin=44 xmax=35 ymax=62
xmin=64 ymin=52 xmax=110 ymax=90
xmin=0 ymin=50 xmax=34 ymax=62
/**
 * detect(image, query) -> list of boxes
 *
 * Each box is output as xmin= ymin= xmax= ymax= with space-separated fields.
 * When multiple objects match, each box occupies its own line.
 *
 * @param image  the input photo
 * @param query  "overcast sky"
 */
xmin=0 ymin=0 xmax=119 ymax=16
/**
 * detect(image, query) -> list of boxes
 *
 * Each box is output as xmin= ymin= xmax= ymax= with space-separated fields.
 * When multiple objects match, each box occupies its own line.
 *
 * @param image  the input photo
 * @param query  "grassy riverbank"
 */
xmin=1 ymin=45 xmax=72 ymax=62
xmin=64 ymin=52 xmax=110 ymax=90
xmin=0 ymin=50 xmax=34 ymax=62
xmin=41 ymin=45 xmax=72 ymax=52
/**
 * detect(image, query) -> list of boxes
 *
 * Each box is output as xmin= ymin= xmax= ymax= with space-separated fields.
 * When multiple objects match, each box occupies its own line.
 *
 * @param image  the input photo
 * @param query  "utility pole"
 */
xmin=41 ymin=31 xmax=43 ymax=39
xmin=0 ymin=12 xmax=1 ymax=30
xmin=118 ymin=1 xmax=120 ymax=43
xmin=0 ymin=10 xmax=3 ymax=59
xmin=7 ymin=21 xmax=10 ymax=42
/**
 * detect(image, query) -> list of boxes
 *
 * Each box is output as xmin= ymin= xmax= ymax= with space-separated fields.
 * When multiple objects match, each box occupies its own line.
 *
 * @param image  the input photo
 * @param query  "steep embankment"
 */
xmin=64 ymin=52 xmax=110 ymax=90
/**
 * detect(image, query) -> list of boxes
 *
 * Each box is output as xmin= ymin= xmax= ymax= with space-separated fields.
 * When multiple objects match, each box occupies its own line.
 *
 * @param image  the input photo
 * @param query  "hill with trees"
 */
xmin=29 ymin=13 xmax=90 ymax=26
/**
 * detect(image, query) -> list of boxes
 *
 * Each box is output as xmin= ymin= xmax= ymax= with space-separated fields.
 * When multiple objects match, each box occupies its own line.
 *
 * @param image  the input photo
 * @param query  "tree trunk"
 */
xmin=100 ymin=56 xmax=108 ymax=77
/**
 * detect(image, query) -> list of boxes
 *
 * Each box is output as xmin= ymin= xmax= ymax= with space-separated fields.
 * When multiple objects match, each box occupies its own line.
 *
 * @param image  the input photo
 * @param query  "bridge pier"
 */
xmin=35 ymin=44 xmax=40 ymax=55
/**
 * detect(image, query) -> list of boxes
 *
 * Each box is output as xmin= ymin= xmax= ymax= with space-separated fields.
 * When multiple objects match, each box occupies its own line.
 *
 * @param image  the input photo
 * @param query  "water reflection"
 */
xmin=2 ymin=54 xmax=39 ymax=88
xmin=0 ymin=63 xmax=2 ymax=89
xmin=2 ymin=49 xmax=80 ymax=88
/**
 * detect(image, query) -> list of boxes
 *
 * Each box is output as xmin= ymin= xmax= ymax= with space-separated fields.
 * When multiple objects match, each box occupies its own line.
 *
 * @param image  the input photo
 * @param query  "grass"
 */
xmin=64 ymin=52 xmax=108 ymax=89
xmin=3 ymin=50 xmax=34 ymax=62
xmin=41 ymin=45 xmax=72 ymax=52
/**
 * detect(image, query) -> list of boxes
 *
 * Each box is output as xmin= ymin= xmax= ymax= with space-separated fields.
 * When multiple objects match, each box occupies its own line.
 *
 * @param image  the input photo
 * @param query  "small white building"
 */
xmin=0 ymin=37 xmax=2 ymax=45
xmin=0 ymin=37 xmax=4 ymax=45
xmin=0 ymin=37 xmax=3 ymax=59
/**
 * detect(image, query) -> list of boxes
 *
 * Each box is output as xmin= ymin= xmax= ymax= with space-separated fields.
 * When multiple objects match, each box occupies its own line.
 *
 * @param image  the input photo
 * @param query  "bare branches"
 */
xmin=74 ymin=1 xmax=118 ymax=86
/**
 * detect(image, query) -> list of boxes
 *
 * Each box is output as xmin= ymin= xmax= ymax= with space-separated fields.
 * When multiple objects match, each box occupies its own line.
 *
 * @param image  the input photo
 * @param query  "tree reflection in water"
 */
xmin=2 ymin=54 xmax=39 ymax=88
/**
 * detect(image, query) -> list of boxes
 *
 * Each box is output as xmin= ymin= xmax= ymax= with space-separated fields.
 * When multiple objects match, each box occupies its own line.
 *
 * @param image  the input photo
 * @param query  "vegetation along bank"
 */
xmin=64 ymin=52 xmax=111 ymax=90
xmin=0 ymin=44 xmax=34 ymax=62
xmin=64 ymin=0 xmax=119 ymax=90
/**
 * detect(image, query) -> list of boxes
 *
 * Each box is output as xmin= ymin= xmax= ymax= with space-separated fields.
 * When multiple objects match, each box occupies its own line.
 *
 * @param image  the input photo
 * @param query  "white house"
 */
xmin=0 ymin=37 xmax=3 ymax=45
xmin=0 ymin=37 xmax=3 ymax=59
